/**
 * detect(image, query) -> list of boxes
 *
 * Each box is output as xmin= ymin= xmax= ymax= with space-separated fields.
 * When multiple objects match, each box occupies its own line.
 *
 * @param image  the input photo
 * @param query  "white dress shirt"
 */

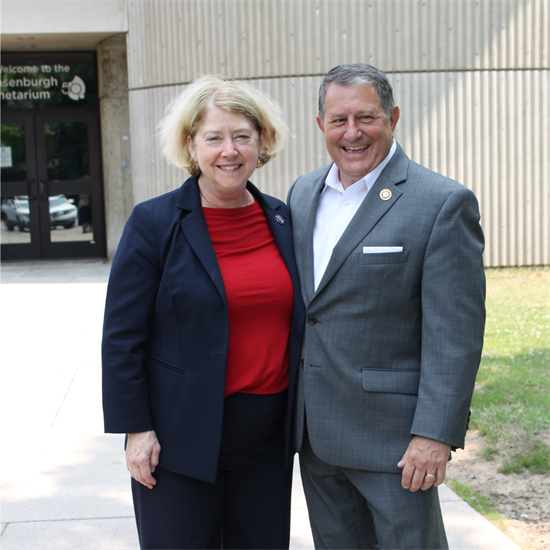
xmin=313 ymin=140 xmax=397 ymax=290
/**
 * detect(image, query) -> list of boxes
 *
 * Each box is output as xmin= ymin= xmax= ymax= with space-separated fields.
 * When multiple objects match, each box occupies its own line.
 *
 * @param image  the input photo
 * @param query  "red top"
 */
xmin=203 ymin=200 xmax=294 ymax=396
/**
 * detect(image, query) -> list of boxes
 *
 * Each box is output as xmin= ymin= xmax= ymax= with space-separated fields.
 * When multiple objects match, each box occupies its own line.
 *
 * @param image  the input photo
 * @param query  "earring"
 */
xmin=257 ymin=158 xmax=262 ymax=167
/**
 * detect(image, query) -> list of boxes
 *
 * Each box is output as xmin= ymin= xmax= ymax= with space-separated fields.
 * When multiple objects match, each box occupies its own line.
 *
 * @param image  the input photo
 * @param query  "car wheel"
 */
xmin=64 ymin=221 xmax=76 ymax=229
xmin=4 ymin=219 xmax=15 ymax=231
xmin=16 ymin=218 xmax=25 ymax=232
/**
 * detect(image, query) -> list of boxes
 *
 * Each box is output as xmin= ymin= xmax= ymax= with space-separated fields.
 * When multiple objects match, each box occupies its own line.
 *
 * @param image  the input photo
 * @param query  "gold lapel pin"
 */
xmin=380 ymin=189 xmax=392 ymax=201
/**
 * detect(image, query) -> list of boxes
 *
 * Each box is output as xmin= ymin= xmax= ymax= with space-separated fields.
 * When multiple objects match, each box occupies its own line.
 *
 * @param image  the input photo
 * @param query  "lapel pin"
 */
xmin=380 ymin=189 xmax=392 ymax=201
xmin=275 ymin=214 xmax=286 ymax=225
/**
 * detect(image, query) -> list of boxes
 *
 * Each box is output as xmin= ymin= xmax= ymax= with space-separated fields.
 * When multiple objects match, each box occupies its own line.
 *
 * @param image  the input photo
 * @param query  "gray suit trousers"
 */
xmin=300 ymin=430 xmax=448 ymax=550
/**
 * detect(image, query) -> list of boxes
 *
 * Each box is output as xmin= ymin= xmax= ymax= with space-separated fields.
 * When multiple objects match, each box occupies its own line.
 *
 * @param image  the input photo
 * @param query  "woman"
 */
xmin=102 ymin=76 xmax=305 ymax=549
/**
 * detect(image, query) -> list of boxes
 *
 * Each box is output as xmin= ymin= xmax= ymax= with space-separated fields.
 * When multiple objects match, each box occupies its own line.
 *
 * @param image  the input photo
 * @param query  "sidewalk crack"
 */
xmin=50 ymin=369 xmax=78 ymax=428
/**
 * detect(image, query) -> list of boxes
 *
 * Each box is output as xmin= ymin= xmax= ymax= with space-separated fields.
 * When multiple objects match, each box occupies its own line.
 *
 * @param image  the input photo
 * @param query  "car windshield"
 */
xmin=15 ymin=199 xmax=29 ymax=208
xmin=49 ymin=196 xmax=68 ymax=207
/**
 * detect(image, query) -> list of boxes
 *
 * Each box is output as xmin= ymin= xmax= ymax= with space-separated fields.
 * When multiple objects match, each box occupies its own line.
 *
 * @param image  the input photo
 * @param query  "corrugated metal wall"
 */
xmin=126 ymin=0 xmax=549 ymax=266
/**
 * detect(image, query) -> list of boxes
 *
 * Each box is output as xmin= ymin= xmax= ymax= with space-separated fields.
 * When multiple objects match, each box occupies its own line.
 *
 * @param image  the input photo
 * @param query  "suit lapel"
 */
xmin=314 ymin=145 xmax=409 ymax=297
xmin=251 ymin=183 xmax=296 ymax=280
xmin=176 ymin=177 xmax=227 ymax=306
xmin=302 ymin=173 xmax=329 ymax=303
xmin=175 ymin=178 xmax=301 ymax=309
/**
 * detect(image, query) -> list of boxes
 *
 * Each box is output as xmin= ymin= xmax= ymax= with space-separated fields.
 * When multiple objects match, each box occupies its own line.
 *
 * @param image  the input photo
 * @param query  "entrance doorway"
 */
xmin=1 ymin=110 xmax=105 ymax=260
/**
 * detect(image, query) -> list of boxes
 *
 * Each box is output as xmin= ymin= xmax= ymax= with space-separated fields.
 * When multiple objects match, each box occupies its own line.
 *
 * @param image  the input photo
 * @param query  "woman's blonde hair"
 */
xmin=158 ymin=75 xmax=288 ymax=175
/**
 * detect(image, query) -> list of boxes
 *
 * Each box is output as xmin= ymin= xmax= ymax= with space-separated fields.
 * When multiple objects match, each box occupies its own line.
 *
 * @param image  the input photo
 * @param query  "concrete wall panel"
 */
xmin=128 ymin=85 xmax=186 ymax=205
xmin=127 ymin=0 xmax=548 ymax=90
xmin=1 ymin=0 xmax=128 ymax=35
xmin=98 ymin=34 xmax=134 ymax=259
xmin=394 ymin=70 xmax=550 ymax=267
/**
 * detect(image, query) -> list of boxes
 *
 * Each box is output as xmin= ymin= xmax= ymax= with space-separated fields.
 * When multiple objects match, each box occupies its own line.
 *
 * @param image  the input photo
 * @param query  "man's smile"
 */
xmin=343 ymin=145 xmax=369 ymax=152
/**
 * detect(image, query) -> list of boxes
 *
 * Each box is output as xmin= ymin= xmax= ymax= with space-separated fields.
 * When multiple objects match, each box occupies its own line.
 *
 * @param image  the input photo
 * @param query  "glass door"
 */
xmin=1 ymin=113 xmax=41 ymax=260
xmin=35 ymin=112 xmax=105 ymax=259
xmin=1 ymin=111 xmax=105 ymax=260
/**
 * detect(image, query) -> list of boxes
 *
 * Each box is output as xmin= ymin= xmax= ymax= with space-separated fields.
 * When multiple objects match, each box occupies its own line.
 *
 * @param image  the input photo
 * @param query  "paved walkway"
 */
xmin=0 ymin=260 xmax=521 ymax=549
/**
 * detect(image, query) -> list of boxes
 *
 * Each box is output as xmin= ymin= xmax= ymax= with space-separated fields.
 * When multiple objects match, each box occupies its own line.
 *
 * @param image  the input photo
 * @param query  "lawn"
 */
xmin=471 ymin=267 xmax=550 ymax=473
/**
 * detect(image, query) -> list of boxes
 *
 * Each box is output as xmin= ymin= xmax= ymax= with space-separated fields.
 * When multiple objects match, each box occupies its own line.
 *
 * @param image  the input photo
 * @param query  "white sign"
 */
xmin=1 ymin=146 xmax=12 ymax=168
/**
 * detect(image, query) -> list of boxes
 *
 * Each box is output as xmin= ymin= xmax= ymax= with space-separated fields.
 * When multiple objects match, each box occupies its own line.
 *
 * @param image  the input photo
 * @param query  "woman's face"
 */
xmin=188 ymin=107 xmax=266 ymax=199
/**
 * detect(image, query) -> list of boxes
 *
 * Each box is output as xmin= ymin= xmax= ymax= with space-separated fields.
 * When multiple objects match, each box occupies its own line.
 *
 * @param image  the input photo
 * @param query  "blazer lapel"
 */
xmin=176 ymin=177 xmax=227 ymax=306
xmin=250 ymin=182 xmax=295 ymax=276
xmin=314 ymin=146 xmax=409 ymax=296
xmin=302 ymin=173 xmax=329 ymax=303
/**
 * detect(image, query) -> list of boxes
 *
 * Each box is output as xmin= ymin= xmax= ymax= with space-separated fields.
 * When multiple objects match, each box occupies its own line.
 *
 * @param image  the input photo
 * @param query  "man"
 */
xmin=287 ymin=64 xmax=485 ymax=549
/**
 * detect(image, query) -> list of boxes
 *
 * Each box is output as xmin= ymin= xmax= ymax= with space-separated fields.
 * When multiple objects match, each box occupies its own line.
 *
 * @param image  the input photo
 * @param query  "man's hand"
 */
xmin=126 ymin=430 xmax=161 ymax=489
xmin=397 ymin=435 xmax=451 ymax=492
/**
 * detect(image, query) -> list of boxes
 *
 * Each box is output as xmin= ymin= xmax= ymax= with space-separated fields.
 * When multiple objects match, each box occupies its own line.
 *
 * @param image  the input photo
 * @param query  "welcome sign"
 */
xmin=1 ymin=52 xmax=97 ymax=109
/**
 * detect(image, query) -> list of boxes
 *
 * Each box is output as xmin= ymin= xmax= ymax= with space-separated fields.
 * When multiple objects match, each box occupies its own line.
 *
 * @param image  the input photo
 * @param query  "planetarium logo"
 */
xmin=61 ymin=75 xmax=86 ymax=101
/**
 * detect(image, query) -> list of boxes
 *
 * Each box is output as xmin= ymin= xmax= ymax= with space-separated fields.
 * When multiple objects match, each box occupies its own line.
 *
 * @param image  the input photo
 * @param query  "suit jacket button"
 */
xmin=307 ymin=316 xmax=317 ymax=326
xmin=300 ymin=359 xmax=304 ymax=368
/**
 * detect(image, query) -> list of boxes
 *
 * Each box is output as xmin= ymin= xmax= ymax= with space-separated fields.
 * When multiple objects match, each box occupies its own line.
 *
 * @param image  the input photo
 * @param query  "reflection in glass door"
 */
xmin=1 ymin=112 xmax=105 ymax=260
xmin=41 ymin=120 xmax=94 ymax=245
xmin=1 ymin=115 xmax=41 ymax=259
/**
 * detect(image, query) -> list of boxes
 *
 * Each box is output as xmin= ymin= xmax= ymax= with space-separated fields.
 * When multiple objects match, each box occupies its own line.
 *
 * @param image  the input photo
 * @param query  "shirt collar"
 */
xmin=322 ymin=139 xmax=397 ymax=195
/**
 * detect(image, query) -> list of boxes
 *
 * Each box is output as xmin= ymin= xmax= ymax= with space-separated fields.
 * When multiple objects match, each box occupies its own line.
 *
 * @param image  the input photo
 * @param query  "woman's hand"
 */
xmin=126 ymin=430 xmax=161 ymax=489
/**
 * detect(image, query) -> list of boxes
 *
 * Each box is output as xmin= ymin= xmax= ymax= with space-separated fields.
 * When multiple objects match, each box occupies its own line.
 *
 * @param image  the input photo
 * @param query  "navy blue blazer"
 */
xmin=102 ymin=176 xmax=305 ymax=484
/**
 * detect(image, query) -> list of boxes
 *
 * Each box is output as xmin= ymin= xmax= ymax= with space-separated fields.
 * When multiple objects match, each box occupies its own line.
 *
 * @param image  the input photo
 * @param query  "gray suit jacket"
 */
xmin=288 ymin=143 xmax=485 ymax=474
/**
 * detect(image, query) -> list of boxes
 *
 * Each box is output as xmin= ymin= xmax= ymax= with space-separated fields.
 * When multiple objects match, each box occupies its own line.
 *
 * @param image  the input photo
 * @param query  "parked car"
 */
xmin=1 ymin=194 xmax=78 ymax=231
xmin=1 ymin=196 xmax=30 ymax=231
xmin=49 ymin=195 xmax=77 ymax=229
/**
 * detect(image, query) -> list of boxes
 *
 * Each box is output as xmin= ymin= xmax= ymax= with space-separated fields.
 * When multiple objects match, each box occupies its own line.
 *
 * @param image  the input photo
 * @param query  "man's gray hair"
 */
xmin=318 ymin=64 xmax=395 ymax=120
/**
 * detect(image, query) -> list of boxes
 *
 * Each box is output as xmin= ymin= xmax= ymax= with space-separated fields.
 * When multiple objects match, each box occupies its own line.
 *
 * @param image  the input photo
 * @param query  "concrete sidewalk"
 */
xmin=0 ymin=260 xmax=521 ymax=549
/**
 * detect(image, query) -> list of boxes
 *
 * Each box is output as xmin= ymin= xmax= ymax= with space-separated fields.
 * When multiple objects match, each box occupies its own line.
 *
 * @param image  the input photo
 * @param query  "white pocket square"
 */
xmin=363 ymin=246 xmax=403 ymax=254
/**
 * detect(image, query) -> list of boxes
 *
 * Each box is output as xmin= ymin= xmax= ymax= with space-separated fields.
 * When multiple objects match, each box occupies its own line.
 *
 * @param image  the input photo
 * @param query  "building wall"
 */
xmin=3 ymin=0 xmax=548 ymax=265
xmin=97 ymin=34 xmax=134 ymax=259
xmin=125 ymin=0 xmax=549 ymax=267
xmin=1 ymin=0 xmax=132 ymax=259
xmin=1 ymin=0 xmax=128 ymax=51
xmin=126 ymin=0 xmax=547 ymax=85
xmin=2 ymin=0 xmax=128 ymax=34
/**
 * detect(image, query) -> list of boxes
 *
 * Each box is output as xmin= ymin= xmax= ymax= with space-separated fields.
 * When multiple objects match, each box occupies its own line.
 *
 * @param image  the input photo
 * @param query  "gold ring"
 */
xmin=425 ymin=473 xmax=435 ymax=478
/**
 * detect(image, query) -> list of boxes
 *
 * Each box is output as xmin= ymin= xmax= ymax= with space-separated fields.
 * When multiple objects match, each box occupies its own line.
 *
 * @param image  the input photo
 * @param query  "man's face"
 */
xmin=317 ymin=83 xmax=399 ymax=188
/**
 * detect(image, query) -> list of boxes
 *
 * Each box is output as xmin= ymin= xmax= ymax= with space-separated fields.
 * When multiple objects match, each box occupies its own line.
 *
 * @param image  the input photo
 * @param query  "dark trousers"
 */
xmin=131 ymin=391 xmax=293 ymax=550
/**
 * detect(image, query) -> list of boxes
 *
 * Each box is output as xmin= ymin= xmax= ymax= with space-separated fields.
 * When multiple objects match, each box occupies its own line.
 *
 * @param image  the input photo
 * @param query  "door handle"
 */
xmin=27 ymin=179 xmax=37 ymax=201
xmin=39 ymin=180 xmax=48 ymax=201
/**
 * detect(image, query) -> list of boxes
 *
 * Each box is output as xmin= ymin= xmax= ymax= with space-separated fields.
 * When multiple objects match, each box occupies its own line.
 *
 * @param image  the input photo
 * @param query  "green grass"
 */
xmin=446 ymin=268 xmax=549 ymax=524
xmin=470 ymin=268 xmax=550 ymax=467
xmin=481 ymin=445 xmax=499 ymax=461
xmin=446 ymin=479 xmax=503 ymax=524
xmin=498 ymin=440 xmax=550 ymax=475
